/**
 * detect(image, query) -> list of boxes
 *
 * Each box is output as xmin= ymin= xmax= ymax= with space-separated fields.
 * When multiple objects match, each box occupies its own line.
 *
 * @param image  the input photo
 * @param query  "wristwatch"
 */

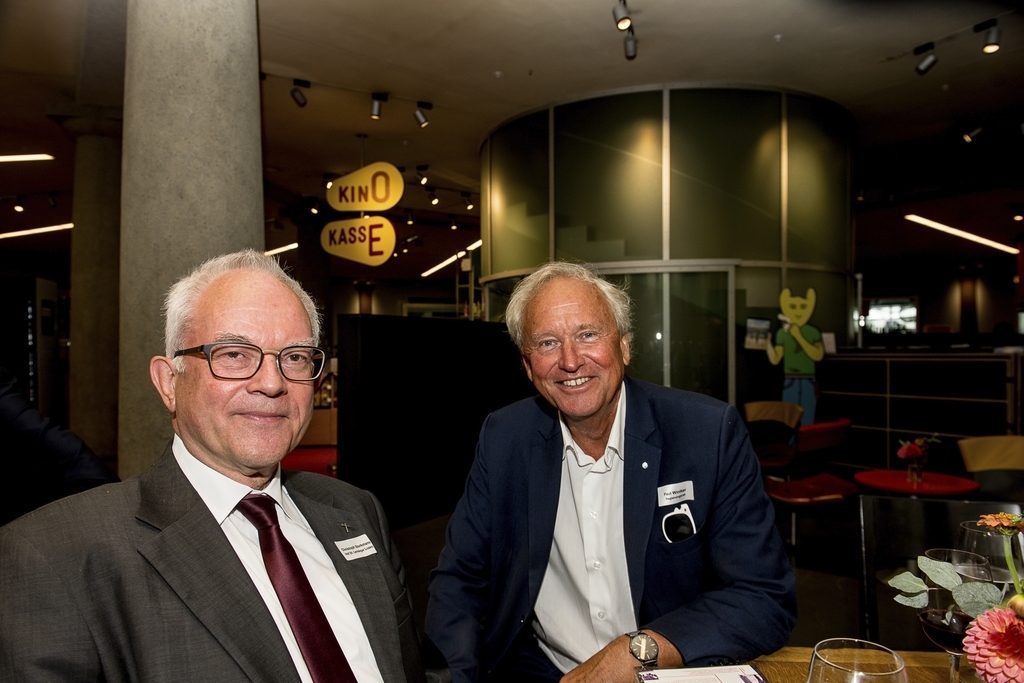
xmin=627 ymin=630 xmax=659 ymax=669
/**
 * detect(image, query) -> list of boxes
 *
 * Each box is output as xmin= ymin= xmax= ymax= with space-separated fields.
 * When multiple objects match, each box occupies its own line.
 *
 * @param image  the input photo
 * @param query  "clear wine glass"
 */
xmin=805 ymin=638 xmax=909 ymax=683
xmin=917 ymin=548 xmax=992 ymax=683
xmin=955 ymin=520 xmax=1024 ymax=599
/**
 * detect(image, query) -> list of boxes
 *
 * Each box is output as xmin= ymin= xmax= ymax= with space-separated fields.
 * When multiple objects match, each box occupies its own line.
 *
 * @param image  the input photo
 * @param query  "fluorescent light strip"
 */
xmin=0 ymin=154 xmax=54 ymax=163
xmin=421 ymin=242 xmax=482 ymax=277
xmin=904 ymin=214 xmax=1019 ymax=254
xmin=0 ymin=223 xmax=73 ymax=239
xmin=264 ymin=242 xmax=298 ymax=256
xmin=421 ymin=254 xmax=459 ymax=277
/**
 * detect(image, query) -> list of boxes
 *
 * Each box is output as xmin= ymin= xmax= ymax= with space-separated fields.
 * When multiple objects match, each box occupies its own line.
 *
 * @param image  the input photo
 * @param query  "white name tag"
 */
xmin=657 ymin=481 xmax=693 ymax=507
xmin=335 ymin=534 xmax=377 ymax=560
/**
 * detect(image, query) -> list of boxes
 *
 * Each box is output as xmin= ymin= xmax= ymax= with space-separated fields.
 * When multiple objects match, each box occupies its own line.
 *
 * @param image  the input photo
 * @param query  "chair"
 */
xmin=859 ymin=495 xmax=1022 ymax=650
xmin=763 ymin=418 xmax=856 ymax=545
xmin=744 ymin=401 xmax=804 ymax=471
xmin=958 ymin=435 xmax=1024 ymax=501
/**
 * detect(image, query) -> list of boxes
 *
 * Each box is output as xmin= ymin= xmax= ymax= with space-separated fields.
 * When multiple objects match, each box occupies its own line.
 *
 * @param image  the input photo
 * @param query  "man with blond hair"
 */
xmin=427 ymin=261 xmax=795 ymax=683
xmin=1 ymin=250 xmax=424 ymax=683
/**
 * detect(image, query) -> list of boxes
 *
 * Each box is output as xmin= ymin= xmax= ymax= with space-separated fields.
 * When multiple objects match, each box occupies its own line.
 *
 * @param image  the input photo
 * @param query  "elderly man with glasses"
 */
xmin=1 ymin=250 xmax=425 ymax=683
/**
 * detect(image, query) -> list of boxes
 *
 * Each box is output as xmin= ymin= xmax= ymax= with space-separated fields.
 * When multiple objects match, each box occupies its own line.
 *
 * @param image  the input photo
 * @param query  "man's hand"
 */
xmin=560 ymin=632 xmax=683 ymax=683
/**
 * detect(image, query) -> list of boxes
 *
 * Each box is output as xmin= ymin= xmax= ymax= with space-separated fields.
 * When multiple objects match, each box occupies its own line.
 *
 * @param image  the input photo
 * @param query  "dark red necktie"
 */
xmin=236 ymin=493 xmax=357 ymax=683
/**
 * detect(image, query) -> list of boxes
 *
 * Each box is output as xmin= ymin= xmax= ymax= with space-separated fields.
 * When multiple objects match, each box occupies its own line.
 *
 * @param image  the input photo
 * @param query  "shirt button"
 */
xmin=593 ymin=560 xmax=602 ymax=569
xmin=590 ymin=510 xmax=598 ymax=519
xmin=597 ymin=611 xmax=606 ymax=619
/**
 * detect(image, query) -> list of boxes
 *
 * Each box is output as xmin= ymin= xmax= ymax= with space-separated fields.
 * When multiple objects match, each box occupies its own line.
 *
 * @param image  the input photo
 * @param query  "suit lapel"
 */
xmin=135 ymin=450 xmax=299 ymax=683
xmin=286 ymin=476 xmax=406 ymax=683
xmin=622 ymin=378 xmax=662 ymax=617
xmin=528 ymin=410 xmax=563 ymax=602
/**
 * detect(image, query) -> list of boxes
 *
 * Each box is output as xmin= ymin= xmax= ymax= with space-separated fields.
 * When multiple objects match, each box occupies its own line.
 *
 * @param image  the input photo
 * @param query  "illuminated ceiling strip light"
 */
xmin=264 ymin=242 xmax=298 ymax=256
xmin=0 ymin=223 xmax=73 ymax=239
xmin=904 ymin=214 xmax=1019 ymax=254
xmin=0 ymin=154 xmax=54 ymax=162
xmin=421 ymin=242 xmax=482 ymax=277
xmin=421 ymin=254 xmax=459 ymax=277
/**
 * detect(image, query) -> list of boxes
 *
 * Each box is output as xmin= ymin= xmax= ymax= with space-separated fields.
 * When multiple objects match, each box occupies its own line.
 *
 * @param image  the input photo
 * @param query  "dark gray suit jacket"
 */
xmin=0 ymin=447 xmax=425 ymax=683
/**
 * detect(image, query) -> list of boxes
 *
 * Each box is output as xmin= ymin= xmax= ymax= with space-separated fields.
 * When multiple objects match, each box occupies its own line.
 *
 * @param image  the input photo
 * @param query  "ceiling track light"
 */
xmin=449 ymin=214 xmax=458 ymax=230
xmin=425 ymin=186 xmax=439 ymax=205
xmin=370 ymin=92 xmax=389 ymax=120
xmin=406 ymin=210 xmax=414 ymax=225
xmin=14 ymin=194 xmax=25 ymax=212
xmin=612 ymin=0 xmax=631 ymax=31
xmin=290 ymin=79 xmax=310 ymax=107
xmin=624 ymin=27 xmax=638 ymax=60
xmin=461 ymin=191 xmax=474 ymax=210
xmin=913 ymin=42 xmax=937 ymax=75
xmin=414 ymin=101 xmax=433 ymax=128
xmin=963 ymin=127 xmax=983 ymax=143
xmin=416 ymin=164 xmax=429 ymax=185
xmin=974 ymin=18 xmax=1000 ymax=54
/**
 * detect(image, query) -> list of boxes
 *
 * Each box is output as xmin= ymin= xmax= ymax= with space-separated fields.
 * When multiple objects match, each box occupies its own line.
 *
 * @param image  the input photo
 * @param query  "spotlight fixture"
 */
xmin=290 ymin=79 xmax=310 ymax=107
xmin=963 ymin=127 xmax=983 ymax=143
xmin=624 ymin=28 xmax=638 ymax=60
xmin=612 ymin=0 xmax=631 ymax=31
xmin=310 ymin=207 xmax=318 ymax=214
xmin=914 ymin=42 xmax=937 ymax=75
xmin=47 ymin=192 xmax=58 ymax=208
xmin=406 ymin=210 xmax=414 ymax=225
xmin=14 ymin=194 xmax=25 ymax=212
xmin=450 ymin=215 xmax=458 ymax=230
xmin=323 ymin=173 xmax=339 ymax=190
xmin=425 ymin=186 xmax=439 ymax=205
xmin=416 ymin=164 xmax=429 ymax=185
xmin=462 ymin=192 xmax=474 ymax=210
xmin=975 ymin=19 xmax=1000 ymax=54
xmin=414 ymin=101 xmax=433 ymax=128
xmin=370 ymin=92 xmax=389 ymax=120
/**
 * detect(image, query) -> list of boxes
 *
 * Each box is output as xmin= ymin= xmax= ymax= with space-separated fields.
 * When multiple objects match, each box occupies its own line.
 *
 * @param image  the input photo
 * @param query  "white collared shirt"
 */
xmin=172 ymin=436 xmax=385 ymax=683
xmin=533 ymin=385 xmax=637 ymax=673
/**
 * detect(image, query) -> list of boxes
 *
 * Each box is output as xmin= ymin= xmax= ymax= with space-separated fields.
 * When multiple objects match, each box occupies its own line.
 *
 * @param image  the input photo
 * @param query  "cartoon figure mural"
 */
xmin=767 ymin=288 xmax=824 ymax=424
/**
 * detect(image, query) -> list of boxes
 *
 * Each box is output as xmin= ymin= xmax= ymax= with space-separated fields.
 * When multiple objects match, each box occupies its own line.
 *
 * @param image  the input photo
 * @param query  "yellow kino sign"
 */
xmin=321 ymin=216 xmax=396 ymax=267
xmin=326 ymin=162 xmax=404 ymax=212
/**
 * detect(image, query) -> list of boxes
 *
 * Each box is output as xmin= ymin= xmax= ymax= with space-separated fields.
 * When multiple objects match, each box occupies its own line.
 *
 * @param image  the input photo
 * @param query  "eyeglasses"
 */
xmin=174 ymin=343 xmax=326 ymax=381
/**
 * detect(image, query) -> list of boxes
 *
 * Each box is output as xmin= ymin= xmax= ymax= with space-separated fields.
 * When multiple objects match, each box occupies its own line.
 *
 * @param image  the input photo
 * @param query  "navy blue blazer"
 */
xmin=426 ymin=377 xmax=796 ymax=683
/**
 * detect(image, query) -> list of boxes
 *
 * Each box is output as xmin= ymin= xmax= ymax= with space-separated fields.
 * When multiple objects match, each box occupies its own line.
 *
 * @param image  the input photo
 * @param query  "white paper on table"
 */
xmin=635 ymin=664 xmax=768 ymax=683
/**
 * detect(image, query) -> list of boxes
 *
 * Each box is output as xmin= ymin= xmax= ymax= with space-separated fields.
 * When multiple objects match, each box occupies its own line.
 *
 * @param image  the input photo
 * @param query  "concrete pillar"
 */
xmin=65 ymin=115 xmax=122 ymax=461
xmin=119 ymin=0 xmax=263 ymax=477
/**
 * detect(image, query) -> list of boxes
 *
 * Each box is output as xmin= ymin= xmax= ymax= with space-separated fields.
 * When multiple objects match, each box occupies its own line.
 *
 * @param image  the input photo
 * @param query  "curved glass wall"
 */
xmin=481 ymin=87 xmax=852 ymax=404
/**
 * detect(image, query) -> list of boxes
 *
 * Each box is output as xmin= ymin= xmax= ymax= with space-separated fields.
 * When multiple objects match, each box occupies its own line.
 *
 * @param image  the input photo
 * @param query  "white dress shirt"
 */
xmin=172 ymin=435 xmax=385 ymax=683
xmin=533 ymin=386 xmax=637 ymax=673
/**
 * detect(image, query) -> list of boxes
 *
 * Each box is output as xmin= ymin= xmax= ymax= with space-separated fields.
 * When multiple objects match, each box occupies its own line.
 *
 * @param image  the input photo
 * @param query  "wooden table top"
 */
xmin=751 ymin=646 xmax=980 ymax=683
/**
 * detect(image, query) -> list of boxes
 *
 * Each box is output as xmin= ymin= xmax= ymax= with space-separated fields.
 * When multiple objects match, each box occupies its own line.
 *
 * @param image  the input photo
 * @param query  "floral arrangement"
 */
xmin=896 ymin=434 xmax=939 ymax=461
xmin=888 ymin=513 xmax=1024 ymax=683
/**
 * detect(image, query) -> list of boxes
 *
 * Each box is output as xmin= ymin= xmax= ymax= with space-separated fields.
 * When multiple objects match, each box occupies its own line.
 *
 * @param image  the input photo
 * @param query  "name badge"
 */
xmin=657 ymin=481 xmax=693 ymax=507
xmin=335 ymin=534 xmax=377 ymax=561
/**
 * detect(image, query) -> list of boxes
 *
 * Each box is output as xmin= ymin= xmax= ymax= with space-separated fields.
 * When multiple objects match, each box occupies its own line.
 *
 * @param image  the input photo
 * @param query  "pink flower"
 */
xmin=964 ymin=608 xmax=1024 ymax=683
xmin=896 ymin=443 xmax=924 ymax=460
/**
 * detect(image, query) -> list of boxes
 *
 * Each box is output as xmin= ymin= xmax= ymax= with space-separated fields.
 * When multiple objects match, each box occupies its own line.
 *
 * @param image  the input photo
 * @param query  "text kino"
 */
xmin=335 ymin=172 xmax=391 ymax=204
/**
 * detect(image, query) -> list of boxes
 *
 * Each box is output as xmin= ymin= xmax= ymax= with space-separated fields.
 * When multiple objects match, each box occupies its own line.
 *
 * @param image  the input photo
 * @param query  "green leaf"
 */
xmin=888 ymin=571 xmax=929 ymax=594
xmin=953 ymin=582 xmax=1003 ymax=618
xmin=919 ymin=556 xmax=962 ymax=591
xmin=895 ymin=592 xmax=929 ymax=609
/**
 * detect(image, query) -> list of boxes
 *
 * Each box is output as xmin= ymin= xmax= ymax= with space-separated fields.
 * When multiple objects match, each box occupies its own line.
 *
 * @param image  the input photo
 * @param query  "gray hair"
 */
xmin=164 ymin=249 xmax=322 ymax=372
xmin=505 ymin=261 xmax=632 ymax=352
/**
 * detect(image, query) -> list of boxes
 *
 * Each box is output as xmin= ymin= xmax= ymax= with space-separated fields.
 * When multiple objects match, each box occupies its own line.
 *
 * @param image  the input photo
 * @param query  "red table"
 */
xmin=854 ymin=468 xmax=980 ymax=496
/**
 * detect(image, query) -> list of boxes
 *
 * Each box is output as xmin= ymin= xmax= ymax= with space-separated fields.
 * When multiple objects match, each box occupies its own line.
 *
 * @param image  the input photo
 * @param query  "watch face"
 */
xmin=629 ymin=633 xmax=659 ymax=666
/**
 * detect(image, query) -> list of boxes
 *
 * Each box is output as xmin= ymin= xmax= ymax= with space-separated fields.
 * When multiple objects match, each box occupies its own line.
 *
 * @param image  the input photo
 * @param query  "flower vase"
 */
xmin=907 ymin=461 xmax=923 ymax=483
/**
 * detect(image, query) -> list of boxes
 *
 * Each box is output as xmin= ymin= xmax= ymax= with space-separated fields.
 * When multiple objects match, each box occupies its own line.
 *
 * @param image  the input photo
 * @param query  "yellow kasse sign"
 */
xmin=326 ymin=162 xmax=404 ymax=212
xmin=321 ymin=216 xmax=396 ymax=267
